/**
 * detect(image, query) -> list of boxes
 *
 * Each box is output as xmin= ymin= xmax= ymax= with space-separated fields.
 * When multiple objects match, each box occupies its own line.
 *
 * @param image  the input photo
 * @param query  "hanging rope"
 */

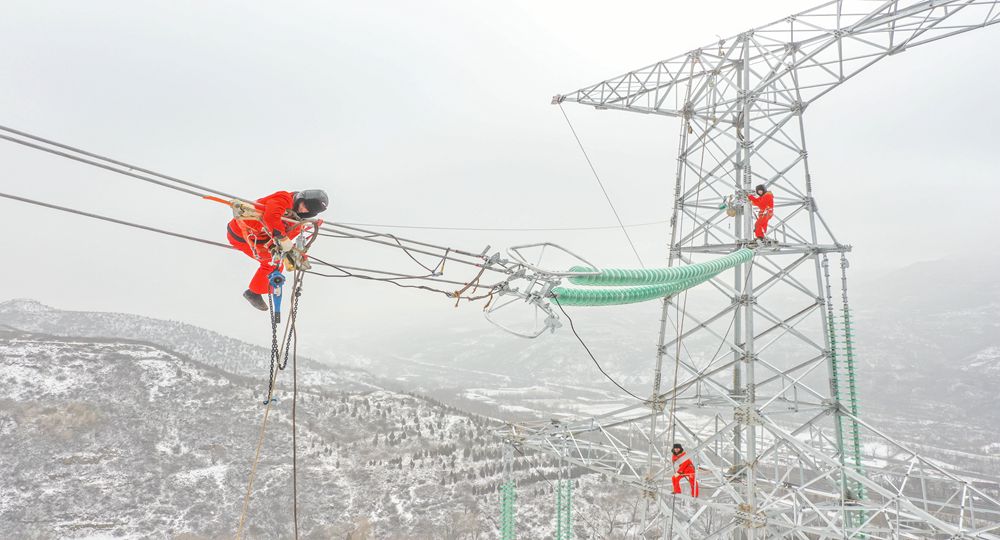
xmin=558 ymin=103 xmax=646 ymax=268
xmin=551 ymin=297 xmax=650 ymax=404
xmin=666 ymin=56 xmax=711 ymax=539
xmin=291 ymin=319 xmax=300 ymax=539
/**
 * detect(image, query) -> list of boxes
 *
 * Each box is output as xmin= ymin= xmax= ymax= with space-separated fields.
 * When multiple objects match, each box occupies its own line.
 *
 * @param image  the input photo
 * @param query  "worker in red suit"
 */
xmin=671 ymin=443 xmax=700 ymax=497
xmin=747 ymin=183 xmax=774 ymax=241
xmin=226 ymin=189 xmax=329 ymax=311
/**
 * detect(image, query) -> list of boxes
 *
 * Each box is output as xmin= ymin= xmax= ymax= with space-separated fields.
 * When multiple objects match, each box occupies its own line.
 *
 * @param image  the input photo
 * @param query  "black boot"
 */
xmin=243 ymin=289 xmax=268 ymax=311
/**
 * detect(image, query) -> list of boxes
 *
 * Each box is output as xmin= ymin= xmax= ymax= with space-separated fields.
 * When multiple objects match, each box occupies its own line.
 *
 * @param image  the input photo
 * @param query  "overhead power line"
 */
xmin=0 ymin=190 xmax=231 ymax=249
xmin=335 ymin=220 xmax=670 ymax=232
xmin=0 ymin=190 xmax=499 ymax=295
xmin=0 ymin=123 xmax=668 ymax=236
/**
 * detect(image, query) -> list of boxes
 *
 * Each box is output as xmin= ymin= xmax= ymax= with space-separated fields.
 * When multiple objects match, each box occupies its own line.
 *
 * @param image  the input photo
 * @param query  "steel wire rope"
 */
xmin=0 ymin=124 xmax=237 ymax=198
xmin=307 ymin=255 xmax=502 ymax=303
xmin=334 ymin=219 xmax=671 ymax=232
xmin=306 ymin=261 xmax=497 ymax=289
xmin=0 ymin=124 xmax=501 ymax=271
xmin=0 ymin=129 xmax=226 ymax=199
xmin=0 ymin=191 xmax=231 ymax=248
xmin=0 ymin=122 xmax=668 ymax=235
xmin=316 ymin=224 xmax=505 ymax=276
xmin=558 ymin=103 xmax=646 ymax=268
xmin=0 ymin=190 xmax=500 ymax=302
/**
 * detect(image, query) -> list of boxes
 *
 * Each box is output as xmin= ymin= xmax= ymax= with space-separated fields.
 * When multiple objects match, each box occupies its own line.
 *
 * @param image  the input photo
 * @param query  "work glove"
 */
xmin=276 ymin=236 xmax=294 ymax=253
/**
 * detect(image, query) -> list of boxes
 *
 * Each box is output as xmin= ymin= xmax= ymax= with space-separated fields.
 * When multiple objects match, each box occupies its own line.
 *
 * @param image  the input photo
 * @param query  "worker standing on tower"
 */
xmin=747 ymin=183 xmax=774 ymax=242
xmin=226 ymin=189 xmax=329 ymax=311
xmin=671 ymin=443 xmax=700 ymax=497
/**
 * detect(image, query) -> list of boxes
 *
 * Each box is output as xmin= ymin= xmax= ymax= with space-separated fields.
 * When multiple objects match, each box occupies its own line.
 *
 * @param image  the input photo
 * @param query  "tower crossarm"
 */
xmin=554 ymin=0 xmax=1000 ymax=119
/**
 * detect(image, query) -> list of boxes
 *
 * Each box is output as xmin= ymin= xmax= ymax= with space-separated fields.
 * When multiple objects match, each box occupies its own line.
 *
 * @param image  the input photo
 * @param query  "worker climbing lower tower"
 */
xmin=226 ymin=189 xmax=329 ymax=311
xmin=671 ymin=443 xmax=700 ymax=497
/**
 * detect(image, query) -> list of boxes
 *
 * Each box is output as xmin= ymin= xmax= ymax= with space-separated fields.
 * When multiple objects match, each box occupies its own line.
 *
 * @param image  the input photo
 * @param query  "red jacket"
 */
xmin=673 ymin=452 xmax=695 ymax=476
xmin=227 ymin=191 xmax=303 ymax=245
xmin=748 ymin=191 xmax=774 ymax=216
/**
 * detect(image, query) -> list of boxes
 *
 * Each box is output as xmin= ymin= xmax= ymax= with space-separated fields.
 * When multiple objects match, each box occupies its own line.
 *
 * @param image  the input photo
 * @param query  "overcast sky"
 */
xmin=3 ymin=1 xmax=999 ymax=350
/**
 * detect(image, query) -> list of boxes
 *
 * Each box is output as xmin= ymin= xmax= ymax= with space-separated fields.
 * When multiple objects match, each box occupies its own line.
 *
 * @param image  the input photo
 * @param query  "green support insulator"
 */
xmin=555 ymin=479 xmax=573 ymax=540
xmin=499 ymin=481 xmax=516 ymax=540
xmin=552 ymin=276 xmax=712 ymax=307
xmin=567 ymin=248 xmax=753 ymax=286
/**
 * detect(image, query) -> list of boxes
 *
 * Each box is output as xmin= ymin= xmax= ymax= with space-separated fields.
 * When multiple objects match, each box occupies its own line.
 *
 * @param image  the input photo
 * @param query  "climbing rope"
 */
xmin=291 ymin=318 xmax=300 ymax=539
xmin=666 ymin=59 xmax=714 ymax=537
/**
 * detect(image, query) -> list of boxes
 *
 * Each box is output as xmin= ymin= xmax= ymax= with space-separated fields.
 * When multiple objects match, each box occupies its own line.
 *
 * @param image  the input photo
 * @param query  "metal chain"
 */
xmin=277 ymin=274 xmax=303 ymax=371
xmin=263 ymin=292 xmax=280 ymax=404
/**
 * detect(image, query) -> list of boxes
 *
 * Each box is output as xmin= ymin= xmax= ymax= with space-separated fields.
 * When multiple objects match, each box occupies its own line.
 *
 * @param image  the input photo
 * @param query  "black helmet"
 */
xmin=293 ymin=189 xmax=329 ymax=218
xmin=672 ymin=443 xmax=684 ymax=453
xmin=755 ymin=184 xmax=767 ymax=195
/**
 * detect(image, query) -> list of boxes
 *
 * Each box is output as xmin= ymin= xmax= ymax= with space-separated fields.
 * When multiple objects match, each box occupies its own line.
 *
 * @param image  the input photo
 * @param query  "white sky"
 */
xmin=2 ymin=1 xmax=999 ymax=350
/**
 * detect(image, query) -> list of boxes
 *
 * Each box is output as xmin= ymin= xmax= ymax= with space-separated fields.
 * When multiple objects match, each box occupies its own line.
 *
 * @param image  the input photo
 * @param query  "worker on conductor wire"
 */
xmin=747 ymin=183 xmax=774 ymax=242
xmin=226 ymin=189 xmax=329 ymax=311
xmin=671 ymin=443 xmax=700 ymax=497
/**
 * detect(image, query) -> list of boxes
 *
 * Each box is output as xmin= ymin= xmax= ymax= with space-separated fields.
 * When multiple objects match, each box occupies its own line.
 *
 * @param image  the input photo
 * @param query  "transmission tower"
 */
xmin=507 ymin=1 xmax=1000 ymax=538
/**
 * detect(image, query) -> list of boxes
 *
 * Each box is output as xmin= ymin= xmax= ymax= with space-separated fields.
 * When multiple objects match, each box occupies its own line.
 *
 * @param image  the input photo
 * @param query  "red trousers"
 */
xmin=754 ymin=212 xmax=773 ymax=239
xmin=228 ymin=234 xmax=279 ymax=295
xmin=672 ymin=474 xmax=699 ymax=497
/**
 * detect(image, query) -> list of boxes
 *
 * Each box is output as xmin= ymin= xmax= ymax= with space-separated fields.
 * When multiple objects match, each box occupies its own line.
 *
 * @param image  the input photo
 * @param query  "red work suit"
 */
xmin=748 ymin=191 xmax=774 ymax=239
xmin=672 ymin=452 xmax=699 ymax=497
xmin=226 ymin=191 xmax=303 ymax=295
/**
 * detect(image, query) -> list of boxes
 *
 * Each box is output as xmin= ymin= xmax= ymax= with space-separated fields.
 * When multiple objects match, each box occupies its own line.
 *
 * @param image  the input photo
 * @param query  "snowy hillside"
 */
xmin=0 ymin=298 xmax=374 ymax=392
xmin=0 ymin=313 xmax=641 ymax=538
xmin=850 ymin=259 xmax=1000 ymax=450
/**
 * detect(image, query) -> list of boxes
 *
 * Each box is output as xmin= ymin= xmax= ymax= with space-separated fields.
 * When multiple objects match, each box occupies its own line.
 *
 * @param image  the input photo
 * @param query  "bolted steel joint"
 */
xmin=682 ymin=101 xmax=696 ymax=119
xmin=649 ymin=396 xmax=667 ymax=413
xmin=736 ymin=503 xmax=768 ymax=528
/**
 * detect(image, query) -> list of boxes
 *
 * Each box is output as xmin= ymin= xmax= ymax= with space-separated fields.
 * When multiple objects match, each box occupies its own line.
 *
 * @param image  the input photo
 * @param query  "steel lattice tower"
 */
xmin=506 ymin=1 xmax=1000 ymax=538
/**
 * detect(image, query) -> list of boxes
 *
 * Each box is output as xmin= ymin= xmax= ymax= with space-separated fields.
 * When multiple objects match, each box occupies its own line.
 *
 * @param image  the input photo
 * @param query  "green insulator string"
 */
xmin=567 ymin=248 xmax=752 ymax=287
xmin=551 ymin=276 xmax=712 ymax=306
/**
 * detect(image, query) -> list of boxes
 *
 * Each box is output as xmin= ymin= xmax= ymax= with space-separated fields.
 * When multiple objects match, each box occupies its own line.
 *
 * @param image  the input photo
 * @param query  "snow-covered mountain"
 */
xmin=851 ymin=259 xmax=1000 ymax=450
xmin=0 ymin=298 xmax=374 ymax=392
xmin=0 ymin=302 xmax=639 ymax=538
